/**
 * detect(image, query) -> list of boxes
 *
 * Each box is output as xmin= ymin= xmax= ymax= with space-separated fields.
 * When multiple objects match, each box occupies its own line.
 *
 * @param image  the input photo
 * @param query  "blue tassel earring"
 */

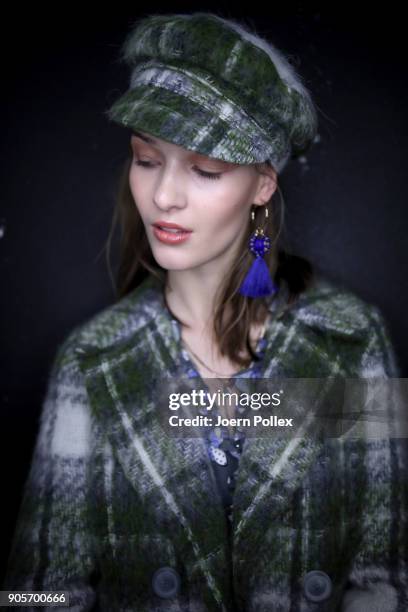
xmin=239 ymin=204 xmax=278 ymax=298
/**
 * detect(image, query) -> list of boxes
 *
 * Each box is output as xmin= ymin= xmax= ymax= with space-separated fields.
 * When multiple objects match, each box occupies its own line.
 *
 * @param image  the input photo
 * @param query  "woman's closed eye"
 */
xmin=133 ymin=158 xmax=222 ymax=181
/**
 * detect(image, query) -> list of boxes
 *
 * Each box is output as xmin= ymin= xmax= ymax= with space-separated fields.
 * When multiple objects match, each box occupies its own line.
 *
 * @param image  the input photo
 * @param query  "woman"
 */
xmin=4 ymin=11 xmax=406 ymax=612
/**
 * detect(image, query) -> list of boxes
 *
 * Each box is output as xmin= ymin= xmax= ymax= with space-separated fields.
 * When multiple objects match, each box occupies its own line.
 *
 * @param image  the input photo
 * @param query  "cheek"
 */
xmin=200 ymin=174 xmax=255 ymax=228
xmin=201 ymin=194 xmax=250 ymax=236
xmin=128 ymin=169 xmax=149 ymax=217
xmin=128 ymin=168 xmax=138 ymax=200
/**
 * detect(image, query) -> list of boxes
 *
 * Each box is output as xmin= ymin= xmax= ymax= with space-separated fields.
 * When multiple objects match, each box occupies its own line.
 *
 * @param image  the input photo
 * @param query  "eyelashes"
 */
xmin=133 ymin=159 xmax=222 ymax=181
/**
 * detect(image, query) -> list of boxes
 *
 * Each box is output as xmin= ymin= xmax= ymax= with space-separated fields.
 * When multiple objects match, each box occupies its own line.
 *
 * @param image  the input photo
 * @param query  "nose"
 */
xmin=153 ymin=162 xmax=187 ymax=212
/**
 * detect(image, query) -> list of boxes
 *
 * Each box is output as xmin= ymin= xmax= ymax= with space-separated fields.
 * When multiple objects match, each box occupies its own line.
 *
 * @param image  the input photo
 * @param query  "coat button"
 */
xmin=303 ymin=570 xmax=332 ymax=602
xmin=152 ymin=566 xmax=181 ymax=599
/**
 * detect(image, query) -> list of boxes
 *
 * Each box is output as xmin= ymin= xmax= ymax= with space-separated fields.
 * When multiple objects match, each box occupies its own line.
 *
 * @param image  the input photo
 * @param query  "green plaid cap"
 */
xmin=106 ymin=12 xmax=318 ymax=171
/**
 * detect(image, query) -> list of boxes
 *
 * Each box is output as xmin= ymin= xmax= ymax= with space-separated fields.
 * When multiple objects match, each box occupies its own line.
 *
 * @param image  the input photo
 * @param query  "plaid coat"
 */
xmin=4 ymin=274 xmax=407 ymax=611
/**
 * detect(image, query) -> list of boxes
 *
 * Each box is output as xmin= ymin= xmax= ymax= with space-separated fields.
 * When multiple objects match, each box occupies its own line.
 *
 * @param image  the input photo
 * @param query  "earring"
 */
xmin=238 ymin=204 xmax=278 ymax=298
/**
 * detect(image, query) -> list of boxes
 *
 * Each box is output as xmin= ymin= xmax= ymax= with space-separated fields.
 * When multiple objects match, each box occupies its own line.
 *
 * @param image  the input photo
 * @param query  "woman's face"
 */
xmin=129 ymin=130 xmax=277 ymax=274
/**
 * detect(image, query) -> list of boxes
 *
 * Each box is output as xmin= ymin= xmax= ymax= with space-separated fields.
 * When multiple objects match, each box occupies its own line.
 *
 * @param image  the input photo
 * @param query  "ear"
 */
xmin=252 ymin=163 xmax=278 ymax=206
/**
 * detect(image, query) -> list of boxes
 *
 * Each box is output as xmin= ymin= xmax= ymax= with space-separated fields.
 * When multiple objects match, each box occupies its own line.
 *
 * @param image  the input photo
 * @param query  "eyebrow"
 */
xmin=132 ymin=130 xmax=157 ymax=144
xmin=131 ymin=130 xmax=234 ymax=168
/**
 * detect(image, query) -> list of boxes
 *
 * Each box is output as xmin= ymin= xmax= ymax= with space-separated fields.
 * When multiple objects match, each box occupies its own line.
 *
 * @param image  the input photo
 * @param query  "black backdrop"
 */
xmin=1 ymin=2 xmax=407 ymax=582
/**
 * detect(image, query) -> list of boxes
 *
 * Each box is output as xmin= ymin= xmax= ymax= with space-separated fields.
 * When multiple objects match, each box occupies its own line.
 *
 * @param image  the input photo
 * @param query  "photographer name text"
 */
xmin=168 ymin=414 xmax=293 ymax=427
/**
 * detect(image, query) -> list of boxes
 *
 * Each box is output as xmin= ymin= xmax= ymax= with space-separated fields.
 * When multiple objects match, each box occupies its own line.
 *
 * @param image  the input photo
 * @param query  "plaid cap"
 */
xmin=106 ymin=13 xmax=318 ymax=172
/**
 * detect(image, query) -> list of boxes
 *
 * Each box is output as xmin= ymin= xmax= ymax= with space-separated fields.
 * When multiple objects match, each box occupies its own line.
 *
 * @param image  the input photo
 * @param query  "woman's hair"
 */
xmin=104 ymin=12 xmax=317 ymax=369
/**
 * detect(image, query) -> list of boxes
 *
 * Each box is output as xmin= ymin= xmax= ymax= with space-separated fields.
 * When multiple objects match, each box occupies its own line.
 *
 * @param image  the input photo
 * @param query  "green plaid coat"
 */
xmin=4 ymin=274 xmax=407 ymax=611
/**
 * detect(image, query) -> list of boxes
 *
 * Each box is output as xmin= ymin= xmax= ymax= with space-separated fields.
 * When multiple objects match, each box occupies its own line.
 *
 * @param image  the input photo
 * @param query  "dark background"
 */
xmin=1 ymin=2 xmax=407 ymax=582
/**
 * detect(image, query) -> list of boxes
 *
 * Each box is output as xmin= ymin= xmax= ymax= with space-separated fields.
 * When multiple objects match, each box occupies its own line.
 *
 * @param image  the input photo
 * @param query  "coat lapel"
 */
xmin=226 ymin=285 xmax=354 ymax=552
xmin=75 ymin=282 xmax=231 ymax=611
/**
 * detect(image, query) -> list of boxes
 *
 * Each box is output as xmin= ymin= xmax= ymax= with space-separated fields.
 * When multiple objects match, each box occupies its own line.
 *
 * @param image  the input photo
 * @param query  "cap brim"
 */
xmin=106 ymin=85 xmax=284 ymax=166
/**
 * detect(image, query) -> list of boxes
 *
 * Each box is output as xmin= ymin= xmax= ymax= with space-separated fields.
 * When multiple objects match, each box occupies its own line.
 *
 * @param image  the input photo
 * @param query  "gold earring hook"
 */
xmin=251 ymin=203 xmax=269 ymax=222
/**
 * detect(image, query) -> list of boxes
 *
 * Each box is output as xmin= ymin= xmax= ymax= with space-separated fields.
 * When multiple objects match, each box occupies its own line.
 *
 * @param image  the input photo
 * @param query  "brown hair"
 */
xmin=104 ymin=146 xmax=315 ymax=369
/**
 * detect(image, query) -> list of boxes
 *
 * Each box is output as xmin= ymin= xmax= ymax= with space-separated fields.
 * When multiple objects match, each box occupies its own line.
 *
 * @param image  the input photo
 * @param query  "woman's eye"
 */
xmin=194 ymin=168 xmax=222 ymax=181
xmin=133 ymin=159 xmax=221 ymax=181
xmin=134 ymin=160 xmax=155 ymax=168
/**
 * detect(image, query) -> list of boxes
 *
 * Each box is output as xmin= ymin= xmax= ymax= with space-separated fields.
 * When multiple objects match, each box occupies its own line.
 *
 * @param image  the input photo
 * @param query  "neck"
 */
xmin=164 ymin=270 xmax=227 ymax=333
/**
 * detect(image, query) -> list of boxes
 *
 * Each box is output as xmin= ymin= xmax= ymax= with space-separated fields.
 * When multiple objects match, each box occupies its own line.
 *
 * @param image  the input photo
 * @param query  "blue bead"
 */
xmin=187 ymin=368 xmax=199 ymax=378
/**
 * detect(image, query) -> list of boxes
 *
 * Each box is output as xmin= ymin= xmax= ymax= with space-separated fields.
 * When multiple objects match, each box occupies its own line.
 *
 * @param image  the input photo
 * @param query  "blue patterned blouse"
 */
xmin=171 ymin=318 xmax=268 ymax=527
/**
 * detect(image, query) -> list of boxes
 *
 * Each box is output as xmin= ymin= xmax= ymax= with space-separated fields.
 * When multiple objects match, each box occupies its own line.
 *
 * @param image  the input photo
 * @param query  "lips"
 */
xmin=152 ymin=222 xmax=192 ymax=245
xmin=153 ymin=221 xmax=192 ymax=232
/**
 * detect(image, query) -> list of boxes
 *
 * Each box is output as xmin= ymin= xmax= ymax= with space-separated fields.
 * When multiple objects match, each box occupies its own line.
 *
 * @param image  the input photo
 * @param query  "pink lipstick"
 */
xmin=152 ymin=221 xmax=193 ymax=245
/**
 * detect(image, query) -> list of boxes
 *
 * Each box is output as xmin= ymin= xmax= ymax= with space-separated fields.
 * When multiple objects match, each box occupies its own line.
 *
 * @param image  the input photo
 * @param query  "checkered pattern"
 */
xmin=106 ymin=13 xmax=318 ymax=171
xmin=4 ymin=274 xmax=407 ymax=611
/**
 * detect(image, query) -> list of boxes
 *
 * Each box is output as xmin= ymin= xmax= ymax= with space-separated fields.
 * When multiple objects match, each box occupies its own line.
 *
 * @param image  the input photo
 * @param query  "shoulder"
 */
xmin=284 ymin=273 xmax=381 ymax=338
xmin=39 ymin=277 xmax=163 ymax=446
xmin=278 ymin=273 xmax=400 ymax=376
xmin=53 ymin=276 xmax=162 ymax=370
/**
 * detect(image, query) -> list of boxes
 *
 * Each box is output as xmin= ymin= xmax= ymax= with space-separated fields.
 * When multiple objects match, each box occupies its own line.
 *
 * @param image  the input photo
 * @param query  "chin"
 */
xmin=150 ymin=250 xmax=194 ymax=271
xmin=150 ymin=248 xmax=207 ymax=272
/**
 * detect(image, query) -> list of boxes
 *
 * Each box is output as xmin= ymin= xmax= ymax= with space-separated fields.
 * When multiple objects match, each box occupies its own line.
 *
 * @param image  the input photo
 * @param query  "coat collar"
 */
xmin=75 ymin=274 xmax=360 ymax=608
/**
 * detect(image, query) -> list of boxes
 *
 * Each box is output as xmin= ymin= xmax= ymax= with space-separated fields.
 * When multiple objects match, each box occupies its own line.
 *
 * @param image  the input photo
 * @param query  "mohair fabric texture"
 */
xmin=4 ymin=274 xmax=407 ymax=611
xmin=106 ymin=13 xmax=318 ymax=171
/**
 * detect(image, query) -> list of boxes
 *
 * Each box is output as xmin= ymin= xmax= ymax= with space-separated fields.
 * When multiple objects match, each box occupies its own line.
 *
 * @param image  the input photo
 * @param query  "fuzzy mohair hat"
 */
xmin=106 ymin=12 xmax=318 ymax=173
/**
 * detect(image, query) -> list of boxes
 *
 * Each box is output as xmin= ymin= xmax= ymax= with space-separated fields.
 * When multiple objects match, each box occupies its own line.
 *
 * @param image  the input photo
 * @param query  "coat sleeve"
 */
xmin=3 ymin=332 xmax=98 ymax=611
xmin=340 ymin=306 xmax=407 ymax=612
